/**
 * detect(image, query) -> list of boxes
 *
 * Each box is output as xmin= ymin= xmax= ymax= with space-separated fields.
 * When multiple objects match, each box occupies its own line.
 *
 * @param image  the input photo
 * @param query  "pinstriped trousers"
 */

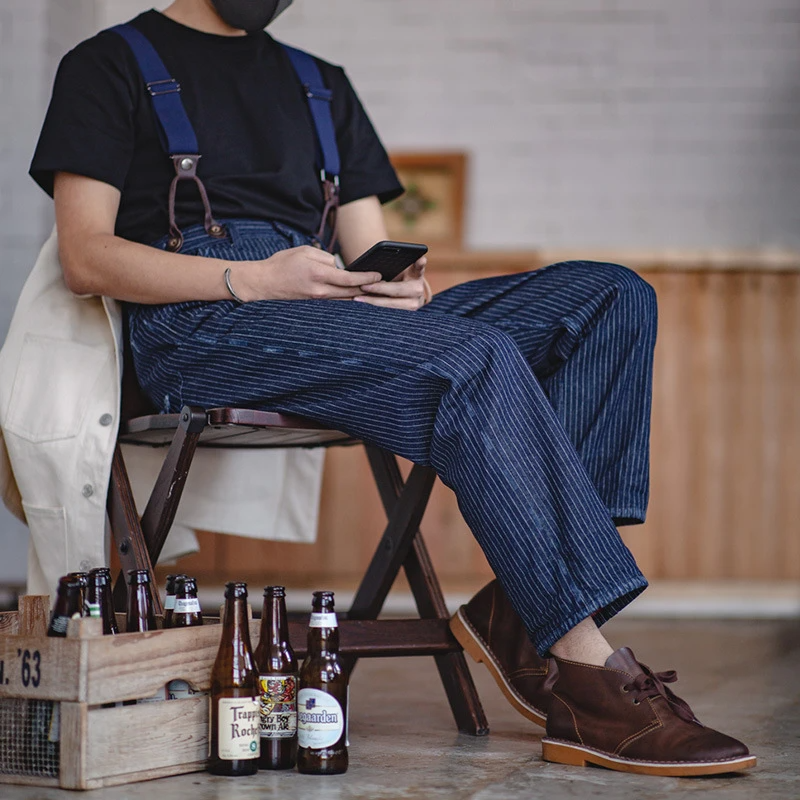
xmin=128 ymin=219 xmax=656 ymax=655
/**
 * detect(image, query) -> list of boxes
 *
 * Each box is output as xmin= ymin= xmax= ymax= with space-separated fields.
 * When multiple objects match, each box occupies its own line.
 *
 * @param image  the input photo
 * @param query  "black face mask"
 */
xmin=210 ymin=0 xmax=293 ymax=33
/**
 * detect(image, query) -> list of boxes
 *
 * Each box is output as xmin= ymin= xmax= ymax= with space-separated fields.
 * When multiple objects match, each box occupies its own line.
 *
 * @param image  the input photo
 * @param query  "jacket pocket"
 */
xmin=22 ymin=501 xmax=68 ymax=590
xmin=5 ymin=334 xmax=109 ymax=443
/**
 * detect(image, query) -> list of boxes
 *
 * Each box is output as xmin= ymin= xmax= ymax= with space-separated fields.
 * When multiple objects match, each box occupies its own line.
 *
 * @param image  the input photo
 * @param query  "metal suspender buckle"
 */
xmin=146 ymin=78 xmax=181 ymax=97
xmin=320 ymin=171 xmax=340 ymax=193
xmin=304 ymin=84 xmax=333 ymax=103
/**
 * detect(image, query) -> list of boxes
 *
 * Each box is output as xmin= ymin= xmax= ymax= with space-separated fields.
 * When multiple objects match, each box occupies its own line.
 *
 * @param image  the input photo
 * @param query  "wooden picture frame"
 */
xmin=384 ymin=152 xmax=467 ymax=250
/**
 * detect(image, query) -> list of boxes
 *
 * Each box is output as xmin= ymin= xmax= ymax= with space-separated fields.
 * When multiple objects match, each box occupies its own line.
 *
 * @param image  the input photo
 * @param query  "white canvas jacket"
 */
xmin=0 ymin=230 xmax=324 ymax=596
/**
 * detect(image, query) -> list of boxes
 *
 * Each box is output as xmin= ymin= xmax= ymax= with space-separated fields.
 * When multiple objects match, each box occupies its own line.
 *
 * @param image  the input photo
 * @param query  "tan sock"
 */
xmin=549 ymin=616 xmax=614 ymax=666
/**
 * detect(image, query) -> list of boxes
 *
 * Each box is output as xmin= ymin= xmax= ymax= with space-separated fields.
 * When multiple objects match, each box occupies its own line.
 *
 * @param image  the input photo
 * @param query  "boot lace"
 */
xmin=622 ymin=664 xmax=701 ymax=725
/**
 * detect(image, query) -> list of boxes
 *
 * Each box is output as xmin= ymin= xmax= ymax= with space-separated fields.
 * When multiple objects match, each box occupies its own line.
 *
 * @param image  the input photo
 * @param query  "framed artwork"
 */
xmin=384 ymin=152 xmax=467 ymax=250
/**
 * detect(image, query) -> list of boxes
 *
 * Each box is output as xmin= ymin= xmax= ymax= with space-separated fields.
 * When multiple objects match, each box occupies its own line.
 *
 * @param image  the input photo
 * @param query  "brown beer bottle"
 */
xmin=163 ymin=573 xmax=183 ymax=629
xmin=126 ymin=569 xmax=157 ymax=633
xmin=67 ymin=571 xmax=89 ymax=616
xmin=208 ymin=582 xmax=260 ymax=776
xmin=47 ymin=576 xmax=84 ymax=637
xmin=254 ymin=586 xmax=297 ymax=770
xmin=171 ymin=576 xmax=203 ymax=628
xmin=166 ymin=576 xmax=203 ymax=700
xmin=87 ymin=567 xmax=118 ymax=635
xmin=297 ymin=591 xmax=348 ymax=775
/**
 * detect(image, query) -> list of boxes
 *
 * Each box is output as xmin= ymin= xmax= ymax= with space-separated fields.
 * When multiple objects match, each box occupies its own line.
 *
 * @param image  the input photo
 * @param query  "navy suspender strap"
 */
xmin=110 ymin=24 xmax=198 ymax=155
xmin=279 ymin=43 xmax=341 ymax=180
xmin=111 ymin=23 xmax=224 ymax=251
xmin=110 ymin=24 xmax=342 ymax=252
xmin=280 ymin=43 xmax=341 ymax=252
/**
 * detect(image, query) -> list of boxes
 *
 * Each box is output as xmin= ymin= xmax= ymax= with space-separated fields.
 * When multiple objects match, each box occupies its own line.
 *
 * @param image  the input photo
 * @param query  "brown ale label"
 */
xmin=259 ymin=675 xmax=297 ymax=740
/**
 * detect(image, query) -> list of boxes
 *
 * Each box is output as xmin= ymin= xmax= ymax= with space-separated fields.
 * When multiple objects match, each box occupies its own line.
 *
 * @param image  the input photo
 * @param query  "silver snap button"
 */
xmin=99 ymin=413 xmax=113 ymax=426
xmin=179 ymin=157 xmax=194 ymax=171
xmin=82 ymin=484 xmax=94 ymax=498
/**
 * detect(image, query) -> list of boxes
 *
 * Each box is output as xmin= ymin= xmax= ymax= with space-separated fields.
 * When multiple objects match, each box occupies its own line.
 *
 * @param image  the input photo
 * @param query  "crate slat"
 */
xmin=0 ymin=636 xmax=82 ymax=701
xmin=65 ymin=697 xmax=208 ymax=790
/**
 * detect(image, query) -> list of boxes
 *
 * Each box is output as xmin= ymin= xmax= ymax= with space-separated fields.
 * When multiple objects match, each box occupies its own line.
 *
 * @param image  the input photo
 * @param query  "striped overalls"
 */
xmin=128 ymin=219 xmax=657 ymax=655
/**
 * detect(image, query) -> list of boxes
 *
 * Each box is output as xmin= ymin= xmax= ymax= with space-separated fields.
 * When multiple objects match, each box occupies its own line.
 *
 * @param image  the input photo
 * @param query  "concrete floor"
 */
xmin=3 ymin=618 xmax=798 ymax=799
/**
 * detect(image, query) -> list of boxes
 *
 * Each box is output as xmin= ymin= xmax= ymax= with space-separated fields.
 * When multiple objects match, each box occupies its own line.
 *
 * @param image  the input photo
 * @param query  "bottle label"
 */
xmin=309 ymin=612 xmax=338 ymax=628
xmin=297 ymin=688 xmax=344 ymax=749
xmin=86 ymin=602 xmax=101 ymax=618
xmin=216 ymin=697 xmax=259 ymax=760
xmin=174 ymin=598 xmax=201 ymax=614
xmin=259 ymin=674 xmax=297 ymax=739
xmin=164 ymin=595 xmax=176 ymax=610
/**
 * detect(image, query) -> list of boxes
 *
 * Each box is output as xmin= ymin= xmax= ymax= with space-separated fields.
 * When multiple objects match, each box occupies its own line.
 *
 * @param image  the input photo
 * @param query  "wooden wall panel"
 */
xmin=622 ymin=270 xmax=800 ymax=581
xmin=158 ymin=260 xmax=800 ymax=590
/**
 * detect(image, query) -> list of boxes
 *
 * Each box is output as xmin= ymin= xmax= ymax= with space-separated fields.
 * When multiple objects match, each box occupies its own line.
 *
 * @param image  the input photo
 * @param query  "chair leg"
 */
xmin=348 ymin=457 xmax=436 ymax=621
xmin=405 ymin=533 xmax=490 ymax=736
xmin=139 ymin=406 xmax=206 ymax=564
xmin=107 ymin=444 xmax=162 ymax=614
xmin=353 ymin=446 xmax=489 ymax=736
xmin=108 ymin=406 xmax=205 ymax=613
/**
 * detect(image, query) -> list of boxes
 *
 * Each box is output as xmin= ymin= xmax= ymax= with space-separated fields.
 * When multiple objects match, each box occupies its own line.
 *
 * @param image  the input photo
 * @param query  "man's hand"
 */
xmin=354 ymin=256 xmax=429 ymax=310
xmin=230 ymin=246 xmax=382 ymax=302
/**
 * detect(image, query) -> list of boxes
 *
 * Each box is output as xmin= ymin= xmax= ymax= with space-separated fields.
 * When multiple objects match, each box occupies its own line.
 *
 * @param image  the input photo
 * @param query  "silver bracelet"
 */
xmin=223 ymin=267 xmax=245 ymax=304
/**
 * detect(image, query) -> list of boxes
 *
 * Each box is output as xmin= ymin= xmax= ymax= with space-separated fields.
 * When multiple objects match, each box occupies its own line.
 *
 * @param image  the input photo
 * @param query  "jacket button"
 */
xmin=99 ymin=414 xmax=113 ymax=426
xmin=82 ymin=484 xmax=94 ymax=498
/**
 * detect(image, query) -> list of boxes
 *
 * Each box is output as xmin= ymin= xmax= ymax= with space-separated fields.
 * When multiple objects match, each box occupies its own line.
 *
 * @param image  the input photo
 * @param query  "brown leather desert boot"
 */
xmin=542 ymin=647 xmax=756 ymax=776
xmin=450 ymin=580 xmax=557 ymax=726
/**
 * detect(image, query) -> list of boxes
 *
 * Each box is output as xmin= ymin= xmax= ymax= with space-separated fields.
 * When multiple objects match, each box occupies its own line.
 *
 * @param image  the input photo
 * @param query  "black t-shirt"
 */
xmin=30 ymin=10 xmax=403 ymax=245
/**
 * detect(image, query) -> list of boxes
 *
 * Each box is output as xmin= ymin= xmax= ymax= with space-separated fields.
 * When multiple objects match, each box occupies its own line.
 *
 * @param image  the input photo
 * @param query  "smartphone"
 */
xmin=345 ymin=240 xmax=428 ymax=281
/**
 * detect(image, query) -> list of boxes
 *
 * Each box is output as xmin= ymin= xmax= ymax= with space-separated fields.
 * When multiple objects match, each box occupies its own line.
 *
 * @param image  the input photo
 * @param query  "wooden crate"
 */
xmin=0 ymin=595 xmax=457 ymax=789
xmin=0 ymin=595 xmax=221 ymax=790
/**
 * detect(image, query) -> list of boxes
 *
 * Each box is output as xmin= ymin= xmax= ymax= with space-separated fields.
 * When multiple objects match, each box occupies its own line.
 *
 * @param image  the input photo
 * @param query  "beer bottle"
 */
xmin=208 ymin=582 xmax=260 ymax=776
xmin=254 ymin=586 xmax=297 ymax=770
xmin=126 ymin=569 xmax=157 ymax=633
xmin=87 ymin=567 xmax=118 ymax=635
xmin=171 ymin=576 xmax=203 ymax=628
xmin=166 ymin=576 xmax=204 ymax=700
xmin=47 ymin=576 xmax=84 ymax=637
xmin=67 ymin=571 xmax=89 ymax=616
xmin=43 ymin=575 xmax=85 ymax=752
xmin=163 ymin=573 xmax=183 ymax=629
xmin=297 ymin=591 xmax=348 ymax=775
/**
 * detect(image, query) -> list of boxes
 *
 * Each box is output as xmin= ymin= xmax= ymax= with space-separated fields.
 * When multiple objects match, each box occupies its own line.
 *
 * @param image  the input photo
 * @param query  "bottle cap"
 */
xmin=263 ymin=585 xmax=286 ymax=597
xmin=88 ymin=570 xmax=110 ymax=586
xmin=224 ymin=581 xmax=248 ymax=599
xmin=178 ymin=577 xmax=198 ymax=594
xmin=126 ymin=569 xmax=151 ymax=584
xmin=88 ymin=567 xmax=111 ymax=579
xmin=311 ymin=590 xmax=335 ymax=610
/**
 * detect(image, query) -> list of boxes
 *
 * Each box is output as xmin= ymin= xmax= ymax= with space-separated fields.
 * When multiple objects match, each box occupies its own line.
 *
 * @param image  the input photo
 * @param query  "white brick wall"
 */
xmin=270 ymin=0 xmax=800 ymax=249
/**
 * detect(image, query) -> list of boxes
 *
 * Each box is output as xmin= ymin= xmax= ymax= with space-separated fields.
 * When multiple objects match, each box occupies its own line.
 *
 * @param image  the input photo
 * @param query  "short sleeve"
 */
xmin=327 ymin=67 xmax=404 ymax=207
xmin=29 ymin=35 xmax=138 ymax=197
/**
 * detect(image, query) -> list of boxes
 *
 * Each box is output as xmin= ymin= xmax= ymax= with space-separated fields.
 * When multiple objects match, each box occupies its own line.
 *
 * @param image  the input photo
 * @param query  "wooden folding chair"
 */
xmin=106 ymin=356 xmax=488 ymax=736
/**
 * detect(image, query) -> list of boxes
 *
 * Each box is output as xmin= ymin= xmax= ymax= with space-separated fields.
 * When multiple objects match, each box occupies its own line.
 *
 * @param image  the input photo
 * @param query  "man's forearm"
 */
xmin=58 ymin=230 xmax=236 ymax=304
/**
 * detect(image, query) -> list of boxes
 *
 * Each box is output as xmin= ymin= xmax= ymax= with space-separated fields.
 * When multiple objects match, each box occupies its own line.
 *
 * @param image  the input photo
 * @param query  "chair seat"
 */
xmin=120 ymin=407 xmax=357 ymax=448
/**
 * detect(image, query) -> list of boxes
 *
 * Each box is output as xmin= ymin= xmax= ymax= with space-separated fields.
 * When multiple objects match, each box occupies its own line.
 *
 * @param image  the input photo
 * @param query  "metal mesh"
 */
xmin=0 ymin=698 xmax=60 ymax=778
